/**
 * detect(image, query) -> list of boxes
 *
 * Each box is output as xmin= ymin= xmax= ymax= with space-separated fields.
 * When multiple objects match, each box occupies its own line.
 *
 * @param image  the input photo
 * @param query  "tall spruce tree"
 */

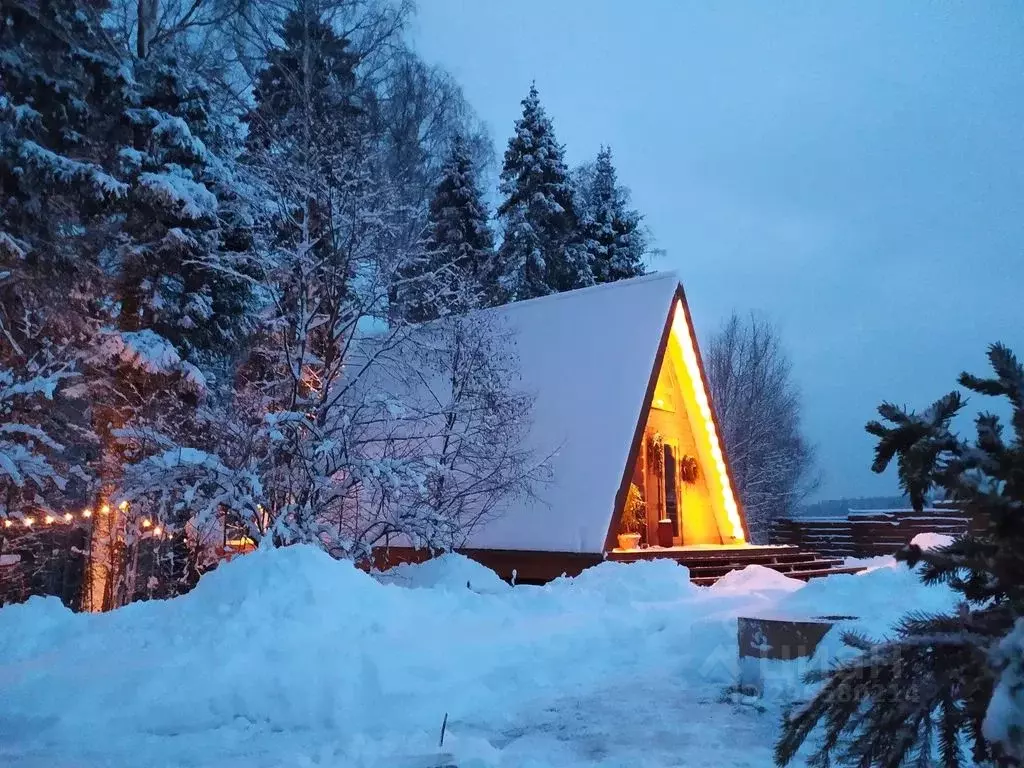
xmin=575 ymin=146 xmax=647 ymax=283
xmin=241 ymin=3 xmax=380 ymax=402
xmin=118 ymin=55 xmax=255 ymax=362
xmin=496 ymin=84 xmax=591 ymax=301
xmin=776 ymin=343 xmax=1024 ymax=768
xmin=396 ymin=133 xmax=497 ymax=321
xmin=0 ymin=0 xmax=130 ymax=343
xmin=0 ymin=0 xmax=137 ymax=517
xmin=246 ymin=6 xmax=363 ymax=160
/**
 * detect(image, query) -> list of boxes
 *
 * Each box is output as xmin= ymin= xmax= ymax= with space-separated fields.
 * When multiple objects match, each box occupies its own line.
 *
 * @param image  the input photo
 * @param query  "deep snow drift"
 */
xmin=0 ymin=547 xmax=959 ymax=767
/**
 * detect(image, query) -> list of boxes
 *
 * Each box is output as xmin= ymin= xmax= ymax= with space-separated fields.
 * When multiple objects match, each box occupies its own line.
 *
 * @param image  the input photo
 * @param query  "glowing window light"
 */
xmin=44 ymin=515 xmax=55 ymax=524
xmin=670 ymin=299 xmax=745 ymax=541
xmin=24 ymin=517 xmax=35 ymax=527
xmin=153 ymin=526 xmax=163 ymax=536
xmin=3 ymin=519 xmax=11 ymax=528
xmin=141 ymin=519 xmax=152 ymax=529
xmin=82 ymin=509 xmax=92 ymax=518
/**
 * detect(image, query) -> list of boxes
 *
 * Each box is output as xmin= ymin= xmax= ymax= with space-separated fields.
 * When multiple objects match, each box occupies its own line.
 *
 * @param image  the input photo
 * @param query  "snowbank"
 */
xmin=546 ymin=557 xmax=696 ymax=603
xmin=374 ymin=552 xmax=510 ymax=594
xmin=0 ymin=547 xmax=960 ymax=768
xmin=710 ymin=564 xmax=804 ymax=594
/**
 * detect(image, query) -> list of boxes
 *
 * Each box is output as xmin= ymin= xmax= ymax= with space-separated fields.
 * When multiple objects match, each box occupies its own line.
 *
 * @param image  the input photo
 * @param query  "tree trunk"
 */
xmin=137 ymin=0 xmax=158 ymax=59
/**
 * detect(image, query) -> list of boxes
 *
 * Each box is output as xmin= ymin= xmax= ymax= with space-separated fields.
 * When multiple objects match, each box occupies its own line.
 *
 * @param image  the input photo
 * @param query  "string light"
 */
xmin=2 ymin=505 xmax=185 ymax=554
xmin=671 ymin=298 xmax=746 ymax=542
xmin=1 ymin=507 xmax=172 ymax=531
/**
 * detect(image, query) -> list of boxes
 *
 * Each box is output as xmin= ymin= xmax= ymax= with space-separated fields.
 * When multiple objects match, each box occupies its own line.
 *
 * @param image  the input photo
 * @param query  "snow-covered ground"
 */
xmin=0 ymin=547 xmax=959 ymax=767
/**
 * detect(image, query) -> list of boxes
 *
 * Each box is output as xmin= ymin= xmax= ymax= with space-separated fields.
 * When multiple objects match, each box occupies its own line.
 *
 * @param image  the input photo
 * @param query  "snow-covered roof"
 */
xmin=464 ymin=272 xmax=681 ymax=554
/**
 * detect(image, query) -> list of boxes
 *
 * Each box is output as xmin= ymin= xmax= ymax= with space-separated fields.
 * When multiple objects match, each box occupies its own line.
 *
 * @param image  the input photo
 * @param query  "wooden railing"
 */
xmin=770 ymin=506 xmax=978 ymax=559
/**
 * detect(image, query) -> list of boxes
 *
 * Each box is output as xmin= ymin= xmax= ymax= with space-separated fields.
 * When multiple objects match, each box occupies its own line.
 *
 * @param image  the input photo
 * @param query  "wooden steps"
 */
xmin=607 ymin=544 xmax=866 ymax=586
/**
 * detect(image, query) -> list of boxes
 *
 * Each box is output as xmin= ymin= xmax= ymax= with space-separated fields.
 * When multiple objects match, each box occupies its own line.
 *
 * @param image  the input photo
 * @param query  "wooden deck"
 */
xmin=770 ymin=505 xmax=977 ymax=559
xmin=606 ymin=544 xmax=865 ymax=585
xmin=374 ymin=544 xmax=865 ymax=586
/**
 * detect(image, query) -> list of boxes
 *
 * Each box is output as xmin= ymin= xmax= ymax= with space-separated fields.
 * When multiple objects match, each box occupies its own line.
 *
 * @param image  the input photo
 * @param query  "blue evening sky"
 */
xmin=412 ymin=2 xmax=1024 ymax=499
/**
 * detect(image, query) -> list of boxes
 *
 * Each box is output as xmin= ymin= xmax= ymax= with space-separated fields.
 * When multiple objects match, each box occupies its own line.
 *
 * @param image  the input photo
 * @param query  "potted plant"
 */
xmin=617 ymin=483 xmax=646 ymax=550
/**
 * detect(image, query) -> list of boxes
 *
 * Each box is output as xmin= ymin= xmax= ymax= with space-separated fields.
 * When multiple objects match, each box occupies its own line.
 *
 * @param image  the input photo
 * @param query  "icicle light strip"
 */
xmin=670 ymin=299 xmax=746 ymax=541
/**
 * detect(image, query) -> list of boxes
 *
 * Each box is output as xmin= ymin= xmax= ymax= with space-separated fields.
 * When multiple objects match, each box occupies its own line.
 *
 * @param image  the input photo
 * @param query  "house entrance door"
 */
xmin=663 ymin=443 xmax=680 ymax=542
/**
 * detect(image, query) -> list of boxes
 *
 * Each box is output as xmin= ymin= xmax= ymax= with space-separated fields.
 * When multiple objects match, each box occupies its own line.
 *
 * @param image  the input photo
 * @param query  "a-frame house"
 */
xmin=377 ymin=272 xmax=782 ymax=582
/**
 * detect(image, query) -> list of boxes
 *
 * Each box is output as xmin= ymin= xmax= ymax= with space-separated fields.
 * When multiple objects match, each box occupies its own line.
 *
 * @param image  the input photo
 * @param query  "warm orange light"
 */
xmin=2 ymin=519 xmax=11 ymax=528
xmin=118 ymin=500 xmax=129 ymax=511
xmin=153 ymin=526 xmax=163 ymax=536
xmin=670 ymin=299 xmax=745 ymax=541
xmin=82 ymin=509 xmax=92 ymax=518
xmin=64 ymin=513 xmax=73 ymax=522
xmin=100 ymin=504 xmax=110 ymax=515
xmin=44 ymin=515 xmax=55 ymax=524
xmin=24 ymin=517 xmax=34 ymax=527
xmin=142 ymin=519 xmax=152 ymax=528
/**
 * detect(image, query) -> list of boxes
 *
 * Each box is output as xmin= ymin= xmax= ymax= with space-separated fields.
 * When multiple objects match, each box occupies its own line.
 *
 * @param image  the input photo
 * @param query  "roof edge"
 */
xmin=481 ymin=271 xmax=680 ymax=316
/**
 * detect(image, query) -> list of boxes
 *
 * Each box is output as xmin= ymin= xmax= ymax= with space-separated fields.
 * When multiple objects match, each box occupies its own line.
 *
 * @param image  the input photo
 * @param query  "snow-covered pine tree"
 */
xmin=375 ymin=49 xmax=492 ymax=251
xmin=496 ymin=84 xmax=592 ymax=301
xmin=574 ymin=146 xmax=648 ymax=283
xmin=395 ymin=133 xmax=497 ymax=321
xmin=0 ymin=0 xmax=137 ymax=522
xmin=245 ymin=4 xmax=364 ymax=161
xmin=225 ymin=1 xmax=416 ymax=550
xmin=242 ymin=1 xmax=375 ymax=377
xmin=775 ymin=343 xmax=1024 ymax=768
xmin=2 ymin=1 xmax=258 ymax=607
xmin=0 ymin=365 xmax=76 ymax=517
xmin=116 ymin=55 xmax=255 ymax=363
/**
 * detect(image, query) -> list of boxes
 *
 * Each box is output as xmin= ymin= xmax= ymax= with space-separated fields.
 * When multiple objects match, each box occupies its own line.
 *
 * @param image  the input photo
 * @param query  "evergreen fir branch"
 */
xmin=779 ymin=343 xmax=1024 ymax=766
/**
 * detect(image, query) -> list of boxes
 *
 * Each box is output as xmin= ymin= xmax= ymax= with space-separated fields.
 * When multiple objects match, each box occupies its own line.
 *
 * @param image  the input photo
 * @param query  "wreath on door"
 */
xmin=679 ymin=454 xmax=699 ymax=485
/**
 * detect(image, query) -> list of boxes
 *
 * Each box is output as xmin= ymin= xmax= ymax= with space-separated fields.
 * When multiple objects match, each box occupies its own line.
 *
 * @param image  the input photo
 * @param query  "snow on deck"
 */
xmin=612 ymin=543 xmax=792 ymax=553
xmin=464 ymin=272 xmax=680 ymax=554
